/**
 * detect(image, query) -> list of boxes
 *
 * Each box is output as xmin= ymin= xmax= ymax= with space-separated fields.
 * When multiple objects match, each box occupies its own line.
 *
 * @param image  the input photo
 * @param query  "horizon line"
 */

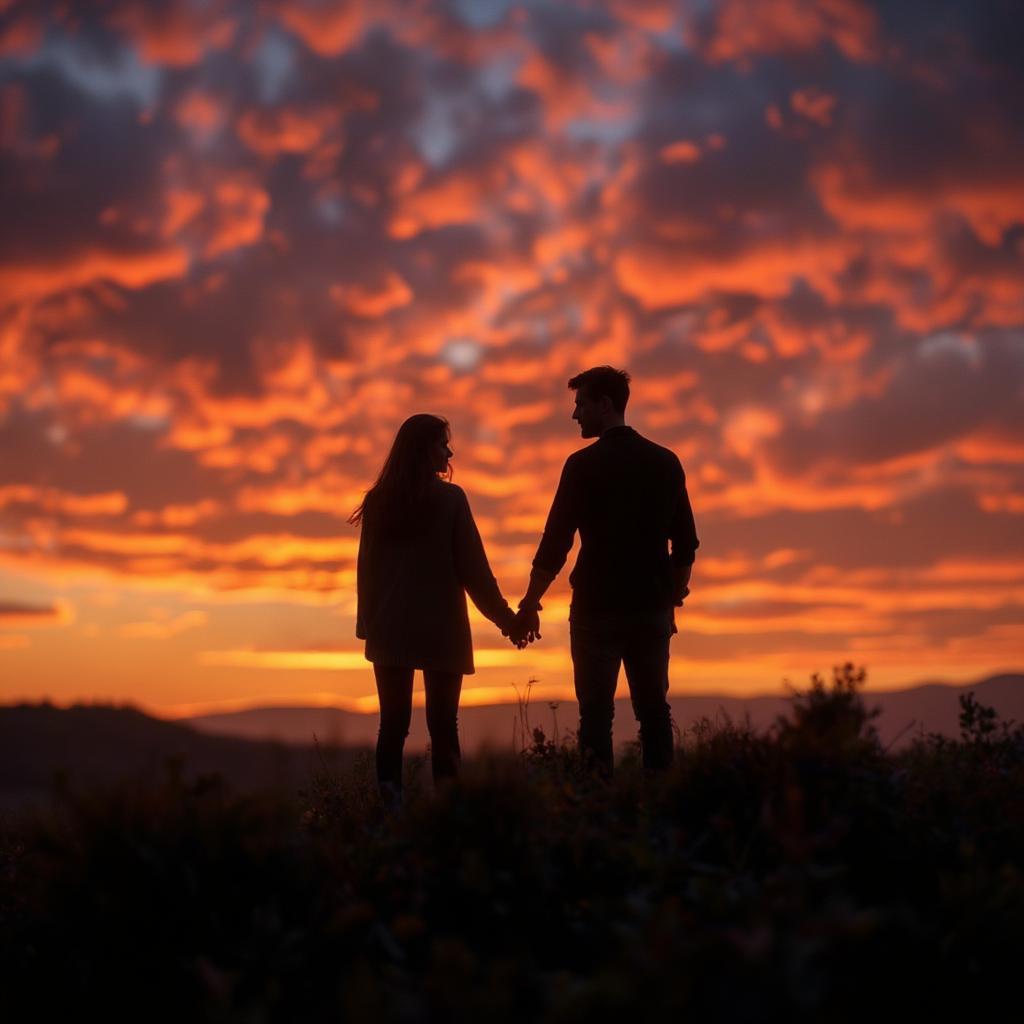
xmin=6 ymin=667 xmax=1018 ymax=721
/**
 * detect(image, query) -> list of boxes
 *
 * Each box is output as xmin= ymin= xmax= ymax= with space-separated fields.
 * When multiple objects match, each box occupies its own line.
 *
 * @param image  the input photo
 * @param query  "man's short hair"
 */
xmin=568 ymin=366 xmax=631 ymax=414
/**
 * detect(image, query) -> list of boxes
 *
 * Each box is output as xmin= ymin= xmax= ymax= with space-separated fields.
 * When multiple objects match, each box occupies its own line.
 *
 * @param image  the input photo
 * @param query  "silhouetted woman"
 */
xmin=350 ymin=414 xmax=517 ymax=807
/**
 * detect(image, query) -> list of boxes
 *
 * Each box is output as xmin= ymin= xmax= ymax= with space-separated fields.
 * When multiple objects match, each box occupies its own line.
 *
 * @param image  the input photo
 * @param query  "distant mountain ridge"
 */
xmin=184 ymin=673 xmax=1024 ymax=753
xmin=0 ymin=702 xmax=358 ymax=813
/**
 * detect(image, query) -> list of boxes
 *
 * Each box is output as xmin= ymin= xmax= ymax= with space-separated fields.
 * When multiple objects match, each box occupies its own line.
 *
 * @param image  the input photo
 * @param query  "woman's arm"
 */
xmin=453 ymin=489 xmax=516 ymax=634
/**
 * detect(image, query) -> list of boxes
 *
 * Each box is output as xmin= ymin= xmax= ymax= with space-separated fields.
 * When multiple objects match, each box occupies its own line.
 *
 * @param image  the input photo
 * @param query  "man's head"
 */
xmin=568 ymin=366 xmax=630 ymax=438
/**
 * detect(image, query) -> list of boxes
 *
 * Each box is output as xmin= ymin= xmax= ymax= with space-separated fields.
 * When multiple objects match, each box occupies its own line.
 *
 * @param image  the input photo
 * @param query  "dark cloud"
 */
xmin=0 ymin=410 xmax=221 ymax=508
xmin=709 ymin=485 xmax=1024 ymax=571
xmin=0 ymin=65 xmax=168 ymax=267
xmin=0 ymin=601 xmax=62 ymax=620
xmin=764 ymin=331 xmax=1024 ymax=476
xmin=679 ymin=629 xmax=859 ymax=663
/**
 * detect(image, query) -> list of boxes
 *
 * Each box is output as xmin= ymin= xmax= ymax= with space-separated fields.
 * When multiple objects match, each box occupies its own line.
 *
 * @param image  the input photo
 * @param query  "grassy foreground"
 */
xmin=2 ymin=665 xmax=1022 ymax=1022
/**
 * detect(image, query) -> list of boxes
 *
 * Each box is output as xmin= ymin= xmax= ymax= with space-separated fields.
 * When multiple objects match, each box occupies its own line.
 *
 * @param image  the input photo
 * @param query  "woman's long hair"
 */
xmin=348 ymin=414 xmax=452 ymax=534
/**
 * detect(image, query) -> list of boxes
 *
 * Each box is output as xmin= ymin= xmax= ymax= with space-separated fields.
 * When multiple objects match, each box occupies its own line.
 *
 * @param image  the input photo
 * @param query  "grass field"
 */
xmin=2 ymin=664 xmax=1022 ymax=1022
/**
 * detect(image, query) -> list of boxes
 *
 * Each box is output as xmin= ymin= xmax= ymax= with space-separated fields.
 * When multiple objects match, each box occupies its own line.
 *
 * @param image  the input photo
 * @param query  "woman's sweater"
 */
xmin=355 ymin=480 xmax=513 ymax=674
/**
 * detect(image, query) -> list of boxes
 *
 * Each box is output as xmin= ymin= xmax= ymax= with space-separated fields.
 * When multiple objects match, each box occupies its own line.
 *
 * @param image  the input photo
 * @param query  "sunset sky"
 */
xmin=1 ymin=0 xmax=1022 ymax=717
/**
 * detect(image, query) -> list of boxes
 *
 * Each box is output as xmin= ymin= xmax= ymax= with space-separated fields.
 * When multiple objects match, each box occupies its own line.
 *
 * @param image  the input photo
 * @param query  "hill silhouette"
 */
xmin=184 ymin=672 xmax=1024 ymax=752
xmin=0 ymin=702 xmax=358 ymax=812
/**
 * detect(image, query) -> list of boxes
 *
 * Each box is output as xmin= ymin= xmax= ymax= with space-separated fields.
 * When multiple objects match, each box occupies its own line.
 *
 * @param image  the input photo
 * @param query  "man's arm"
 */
xmin=511 ymin=566 xmax=554 ymax=644
xmin=514 ymin=461 xmax=579 ymax=640
xmin=519 ymin=564 xmax=555 ymax=610
xmin=670 ymin=461 xmax=699 ymax=605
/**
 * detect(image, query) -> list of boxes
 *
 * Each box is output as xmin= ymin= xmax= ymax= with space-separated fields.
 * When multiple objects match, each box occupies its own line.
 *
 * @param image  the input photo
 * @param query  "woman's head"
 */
xmin=348 ymin=414 xmax=452 ymax=528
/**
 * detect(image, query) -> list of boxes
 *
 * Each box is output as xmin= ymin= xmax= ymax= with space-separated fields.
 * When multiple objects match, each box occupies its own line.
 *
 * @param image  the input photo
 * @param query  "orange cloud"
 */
xmin=917 ymin=559 xmax=1024 ymax=585
xmin=332 ymin=271 xmax=413 ymax=318
xmin=0 ymin=485 xmax=128 ymax=517
xmin=954 ymin=432 xmax=1024 ymax=465
xmin=790 ymin=86 xmax=837 ymax=126
xmin=203 ymin=178 xmax=270 ymax=257
xmin=52 ymin=365 xmax=171 ymax=425
xmin=173 ymin=360 xmax=341 ymax=438
xmin=977 ymin=493 xmax=1024 ymax=514
xmin=275 ymin=0 xmax=368 ymax=56
xmin=161 ymin=188 xmax=205 ymax=237
xmin=43 ymin=527 xmax=360 ymax=588
xmin=0 ymin=10 xmax=42 ymax=56
xmin=199 ymin=645 xmax=567 ymax=674
xmin=161 ymin=416 xmax=234 ymax=452
xmin=390 ymin=169 xmax=496 ymax=238
xmin=133 ymin=501 xmax=222 ymax=528
xmin=236 ymin=106 xmax=339 ymax=158
xmin=701 ymin=0 xmax=879 ymax=64
xmin=0 ymin=245 xmax=189 ymax=304
xmin=608 ymin=0 xmax=675 ymax=32
xmin=119 ymin=609 xmax=207 ymax=638
xmin=517 ymin=49 xmax=632 ymax=131
xmin=174 ymin=91 xmax=226 ymax=141
xmin=815 ymin=161 xmax=1024 ymax=245
xmin=206 ymin=534 xmax=361 ymax=567
xmin=614 ymin=235 xmax=846 ymax=309
xmin=60 ymin=529 xmax=192 ymax=557
xmin=506 ymin=140 xmax=600 ymax=213
xmin=109 ymin=2 xmax=236 ymax=66
xmin=455 ymin=466 xmax=547 ymax=500
xmin=584 ymin=26 xmax=659 ymax=87
xmin=660 ymin=140 xmax=702 ymax=164
xmin=253 ymin=335 xmax=321 ymax=390
xmin=235 ymin=474 xmax=363 ymax=516
xmin=806 ymin=157 xmax=1024 ymax=331
xmin=197 ymin=433 xmax=296 ymax=473
xmin=200 ymin=647 xmax=372 ymax=672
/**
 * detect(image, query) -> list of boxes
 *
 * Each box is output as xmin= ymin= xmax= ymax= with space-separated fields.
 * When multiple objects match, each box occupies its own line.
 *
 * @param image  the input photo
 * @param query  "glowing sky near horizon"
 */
xmin=1 ymin=0 xmax=1022 ymax=716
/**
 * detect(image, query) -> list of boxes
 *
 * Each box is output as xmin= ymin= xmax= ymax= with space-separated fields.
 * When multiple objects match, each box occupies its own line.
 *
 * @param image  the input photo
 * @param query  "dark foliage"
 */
xmin=1 ymin=665 xmax=1022 ymax=1022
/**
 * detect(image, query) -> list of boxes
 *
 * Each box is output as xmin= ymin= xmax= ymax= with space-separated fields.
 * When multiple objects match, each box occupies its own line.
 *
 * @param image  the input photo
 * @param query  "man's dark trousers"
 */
xmin=569 ymin=609 xmax=675 ymax=776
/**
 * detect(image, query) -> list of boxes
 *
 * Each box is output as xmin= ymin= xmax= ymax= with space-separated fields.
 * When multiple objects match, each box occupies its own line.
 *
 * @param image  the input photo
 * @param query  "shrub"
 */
xmin=1 ymin=665 xmax=1021 ymax=1021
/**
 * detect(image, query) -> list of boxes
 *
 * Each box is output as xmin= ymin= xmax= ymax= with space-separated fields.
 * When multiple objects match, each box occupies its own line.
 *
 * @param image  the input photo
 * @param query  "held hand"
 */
xmin=513 ymin=607 xmax=541 ymax=648
xmin=500 ymin=609 xmax=534 ymax=649
xmin=507 ymin=624 xmax=528 ymax=649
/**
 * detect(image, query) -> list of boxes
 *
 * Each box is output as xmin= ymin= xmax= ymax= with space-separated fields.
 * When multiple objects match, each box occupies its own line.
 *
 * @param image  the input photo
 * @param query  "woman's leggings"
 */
xmin=373 ymin=665 xmax=463 ymax=788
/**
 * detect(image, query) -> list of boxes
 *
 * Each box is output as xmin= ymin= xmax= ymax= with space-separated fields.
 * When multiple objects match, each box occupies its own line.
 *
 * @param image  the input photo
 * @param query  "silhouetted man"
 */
xmin=514 ymin=367 xmax=699 ymax=776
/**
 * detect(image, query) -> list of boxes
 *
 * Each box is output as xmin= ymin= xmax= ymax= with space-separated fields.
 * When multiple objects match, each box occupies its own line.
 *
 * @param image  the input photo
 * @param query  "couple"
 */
xmin=351 ymin=366 xmax=699 ymax=805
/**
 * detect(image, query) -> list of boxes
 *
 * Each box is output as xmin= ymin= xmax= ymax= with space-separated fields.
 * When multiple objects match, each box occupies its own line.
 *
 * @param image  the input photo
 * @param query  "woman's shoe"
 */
xmin=379 ymin=781 xmax=403 ymax=814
